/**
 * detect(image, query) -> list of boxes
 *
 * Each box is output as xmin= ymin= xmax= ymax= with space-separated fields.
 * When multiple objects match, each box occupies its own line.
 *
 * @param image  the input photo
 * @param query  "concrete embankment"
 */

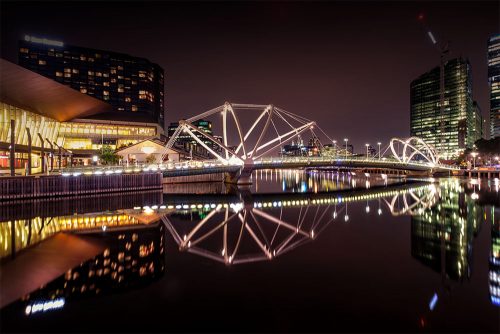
xmin=0 ymin=172 xmax=162 ymax=200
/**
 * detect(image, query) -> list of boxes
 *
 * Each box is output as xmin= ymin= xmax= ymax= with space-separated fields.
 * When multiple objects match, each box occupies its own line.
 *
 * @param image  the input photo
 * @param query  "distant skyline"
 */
xmin=1 ymin=1 xmax=498 ymax=152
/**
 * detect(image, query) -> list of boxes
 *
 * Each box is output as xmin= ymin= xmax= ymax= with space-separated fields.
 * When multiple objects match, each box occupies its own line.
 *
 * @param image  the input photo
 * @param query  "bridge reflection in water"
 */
xmin=0 ymin=177 xmax=498 ymax=313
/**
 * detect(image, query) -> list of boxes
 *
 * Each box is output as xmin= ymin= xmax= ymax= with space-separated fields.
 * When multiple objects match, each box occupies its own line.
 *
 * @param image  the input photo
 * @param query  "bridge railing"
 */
xmin=254 ymin=156 xmax=459 ymax=170
xmin=59 ymin=159 xmax=228 ymax=176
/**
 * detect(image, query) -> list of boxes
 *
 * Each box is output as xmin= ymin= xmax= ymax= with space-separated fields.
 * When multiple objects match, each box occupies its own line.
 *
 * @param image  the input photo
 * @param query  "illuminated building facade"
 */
xmin=59 ymin=119 xmax=160 ymax=164
xmin=488 ymin=34 xmax=500 ymax=139
xmin=410 ymin=57 xmax=480 ymax=159
xmin=19 ymin=35 xmax=165 ymax=129
xmin=0 ymin=102 xmax=60 ymax=169
xmin=0 ymin=59 xmax=162 ymax=171
xmin=472 ymin=101 xmax=484 ymax=144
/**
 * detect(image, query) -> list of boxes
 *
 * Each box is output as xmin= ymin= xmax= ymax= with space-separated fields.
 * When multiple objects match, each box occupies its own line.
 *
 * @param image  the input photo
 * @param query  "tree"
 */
xmin=99 ymin=145 xmax=119 ymax=165
xmin=457 ymin=138 xmax=500 ymax=166
xmin=145 ymin=154 xmax=157 ymax=164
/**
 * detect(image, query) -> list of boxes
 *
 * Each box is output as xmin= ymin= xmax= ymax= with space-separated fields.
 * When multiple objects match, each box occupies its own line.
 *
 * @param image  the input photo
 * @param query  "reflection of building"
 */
xmin=19 ymin=223 xmax=165 ymax=306
xmin=410 ymin=58 xmax=479 ymax=159
xmin=19 ymin=35 xmax=165 ymax=129
xmin=411 ymin=181 xmax=482 ymax=280
xmin=0 ymin=59 xmax=162 ymax=172
xmin=488 ymin=34 xmax=500 ymax=139
xmin=0 ymin=212 xmax=147 ymax=260
xmin=490 ymin=207 xmax=500 ymax=306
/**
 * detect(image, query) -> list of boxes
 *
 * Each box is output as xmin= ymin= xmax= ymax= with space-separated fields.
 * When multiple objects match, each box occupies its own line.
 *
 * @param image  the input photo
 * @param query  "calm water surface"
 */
xmin=0 ymin=170 xmax=499 ymax=333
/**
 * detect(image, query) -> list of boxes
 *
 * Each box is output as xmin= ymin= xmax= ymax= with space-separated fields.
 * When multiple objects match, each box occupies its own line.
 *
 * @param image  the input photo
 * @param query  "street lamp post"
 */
xmin=377 ymin=142 xmax=381 ymax=160
xmin=344 ymin=138 xmax=348 ymax=159
xmin=365 ymin=143 xmax=369 ymax=160
xmin=471 ymin=152 xmax=478 ymax=170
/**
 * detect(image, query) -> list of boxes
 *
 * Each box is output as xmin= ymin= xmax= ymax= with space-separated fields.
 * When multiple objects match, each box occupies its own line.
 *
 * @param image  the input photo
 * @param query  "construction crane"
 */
xmin=418 ymin=13 xmax=450 ymax=157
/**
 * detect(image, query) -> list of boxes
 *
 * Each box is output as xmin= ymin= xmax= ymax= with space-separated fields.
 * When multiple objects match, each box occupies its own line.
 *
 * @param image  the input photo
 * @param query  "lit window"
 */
xmin=110 ymin=69 xmax=117 ymax=74
xmin=125 ymin=97 xmax=131 ymax=102
xmin=64 ymin=68 xmax=71 ymax=73
xmin=96 ymin=72 xmax=102 ymax=77
xmin=111 ymin=78 xmax=116 ymax=83
xmin=20 ymin=48 xmax=29 ymax=53
xmin=103 ymin=82 xmax=109 ymax=87
xmin=88 ymin=71 xmax=94 ymax=76
xmin=38 ymin=60 xmax=46 ymax=65
xmin=64 ymin=73 xmax=71 ymax=78
xmin=103 ymin=91 xmax=109 ymax=96
xmin=117 ymin=88 xmax=124 ymax=93
xmin=80 ymin=88 xmax=87 ymax=93
xmin=72 ymin=69 xmax=79 ymax=74
xmin=132 ymin=105 xmax=138 ymax=112
xmin=80 ymin=55 xmax=87 ymax=61
xmin=55 ymin=71 xmax=63 ymax=77
xmin=117 ymin=65 xmax=123 ymax=70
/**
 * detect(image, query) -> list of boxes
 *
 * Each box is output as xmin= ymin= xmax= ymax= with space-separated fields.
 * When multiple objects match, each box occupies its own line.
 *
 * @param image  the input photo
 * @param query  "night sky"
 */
xmin=1 ymin=1 xmax=498 ymax=152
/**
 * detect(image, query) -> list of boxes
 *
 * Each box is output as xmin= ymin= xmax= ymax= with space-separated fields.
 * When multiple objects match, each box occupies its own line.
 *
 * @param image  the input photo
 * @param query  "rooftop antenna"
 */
xmin=418 ymin=13 xmax=450 ymax=157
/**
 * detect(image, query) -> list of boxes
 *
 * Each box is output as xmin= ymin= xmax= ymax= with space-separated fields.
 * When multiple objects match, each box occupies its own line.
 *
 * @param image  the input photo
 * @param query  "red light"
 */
xmin=418 ymin=13 xmax=424 ymax=20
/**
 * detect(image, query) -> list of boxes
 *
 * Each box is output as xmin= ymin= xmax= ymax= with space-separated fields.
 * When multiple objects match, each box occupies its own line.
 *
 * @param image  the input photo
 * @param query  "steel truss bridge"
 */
xmin=160 ymin=102 xmax=458 ymax=183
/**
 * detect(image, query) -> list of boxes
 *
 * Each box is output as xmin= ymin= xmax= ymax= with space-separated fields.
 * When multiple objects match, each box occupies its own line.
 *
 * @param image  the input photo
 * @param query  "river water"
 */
xmin=0 ymin=170 xmax=499 ymax=332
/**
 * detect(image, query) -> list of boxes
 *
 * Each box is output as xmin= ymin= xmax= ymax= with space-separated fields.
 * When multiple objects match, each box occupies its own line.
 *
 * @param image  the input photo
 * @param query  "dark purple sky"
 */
xmin=1 ymin=1 xmax=498 ymax=152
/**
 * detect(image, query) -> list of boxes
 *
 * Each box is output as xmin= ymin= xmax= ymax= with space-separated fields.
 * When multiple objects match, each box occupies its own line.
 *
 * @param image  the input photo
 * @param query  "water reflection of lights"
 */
xmin=428 ymin=293 xmax=438 ymax=311
xmin=25 ymin=298 xmax=65 ymax=316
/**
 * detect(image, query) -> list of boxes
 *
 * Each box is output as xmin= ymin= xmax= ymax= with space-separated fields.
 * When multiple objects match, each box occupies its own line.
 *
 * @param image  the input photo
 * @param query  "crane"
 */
xmin=418 ymin=13 xmax=450 ymax=156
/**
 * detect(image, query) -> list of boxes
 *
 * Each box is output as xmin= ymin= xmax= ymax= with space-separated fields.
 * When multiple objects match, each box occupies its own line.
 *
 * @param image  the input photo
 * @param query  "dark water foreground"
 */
xmin=0 ymin=171 xmax=499 ymax=333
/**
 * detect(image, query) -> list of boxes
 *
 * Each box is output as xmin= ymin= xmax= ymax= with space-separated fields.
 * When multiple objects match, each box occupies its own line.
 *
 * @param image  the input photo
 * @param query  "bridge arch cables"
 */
xmin=161 ymin=102 xmax=334 ymax=164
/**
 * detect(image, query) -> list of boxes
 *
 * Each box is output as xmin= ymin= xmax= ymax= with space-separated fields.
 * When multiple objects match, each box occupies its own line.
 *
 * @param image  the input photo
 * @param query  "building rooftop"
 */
xmin=0 ymin=58 xmax=112 ymax=122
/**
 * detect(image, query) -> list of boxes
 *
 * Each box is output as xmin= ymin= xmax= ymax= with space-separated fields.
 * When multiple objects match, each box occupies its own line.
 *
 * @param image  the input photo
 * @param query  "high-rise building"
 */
xmin=488 ymin=34 xmax=500 ymax=139
xmin=167 ymin=119 xmax=223 ymax=158
xmin=472 ymin=101 xmax=484 ymax=144
xmin=18 ymin=35 xmax=165 ymax=129
xmin=410 ymin=57 xmax=479 ymax=159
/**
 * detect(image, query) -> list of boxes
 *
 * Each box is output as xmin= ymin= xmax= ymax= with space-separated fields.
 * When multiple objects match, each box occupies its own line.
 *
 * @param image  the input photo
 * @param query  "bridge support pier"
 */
xmin=224 ymin=165 xmax=254 ymax=185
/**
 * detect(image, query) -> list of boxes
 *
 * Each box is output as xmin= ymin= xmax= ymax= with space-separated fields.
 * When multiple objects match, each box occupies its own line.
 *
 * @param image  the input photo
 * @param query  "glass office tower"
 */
xmin=18 ymin=35 xmax=165 ymax=129
xmin=410 ymin=58 xmax=477 ymax=159
xmin=488 ymin=34 xmax=500 ymax=139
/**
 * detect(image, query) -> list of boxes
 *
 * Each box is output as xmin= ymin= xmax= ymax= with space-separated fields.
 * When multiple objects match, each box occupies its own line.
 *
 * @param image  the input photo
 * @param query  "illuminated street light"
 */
xmin=365 ymin=143 xmax=369 ymax=159
xmin=377 ymin=142 xmax=382 ymax=160
xmin=470 ymin=152 xmax=478 ymax=170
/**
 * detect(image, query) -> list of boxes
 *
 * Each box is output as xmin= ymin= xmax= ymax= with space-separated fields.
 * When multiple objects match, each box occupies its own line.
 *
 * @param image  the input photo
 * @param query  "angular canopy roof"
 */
xmin=0 ymin=58 xmax=112 ymax=122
